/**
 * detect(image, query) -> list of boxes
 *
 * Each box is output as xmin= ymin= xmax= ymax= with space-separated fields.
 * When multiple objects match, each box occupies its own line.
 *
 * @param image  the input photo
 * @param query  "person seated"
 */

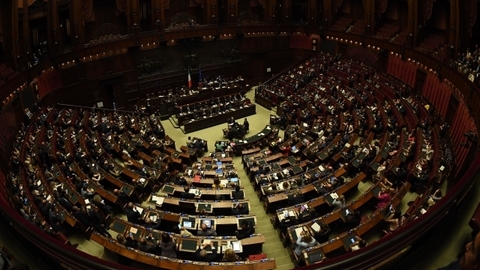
xmin=294 ymin=232 xmax=318 ymax=256
xmin=197 ymin=222 xmax=217 ymax=236
xmin=383 ymin=211 xmax=402 ymax=235
xmin=92 ymin=194 xmax=112 ymax=215
xmin=231 ymin=185 xmax=244 ymax=199
xmin=298 ymin=206 xmax=315 ymax=223
xmin=181 ymin=186 xmax=196 ymax=199
xmin=159 ymin=233 xmax=177 ymax=258
xmin=344 ymin=210 xmax=361 ymax=229
xmin=173 ymin=176 xmax=188 ymax=185
xmin=113 ymin=188 xmax=130 ymax=204
xmin=235 ymin=220 xmax=254 ymax=240
xmin=195 ymin=242 xmax=218 ymax=262
xmin=377 ymin=188 xmax=391 ymax=209
xmin=231 ymin=203 xmax=249 ymax=215
xmin=125 ymin=202 xmax=144 ymax=224
xmin=349 ymin=236 xmax=367 ymax=251
xmin=332 ymin=195 xmax=345 ymax=211
xmin=137 ymin=234 xmax=157 ymax=254
xmin=144 ymin=216 xmax=162 ymax=230
xmin=288 ymin=190 xmax=305 ymax=206
xmin=222 ymin=248 xmax=243 ymax=262
xmin=117 ymin=233 xmax=137 ymax=249
xmin=215 ymin=141 xmax=224 ymax=152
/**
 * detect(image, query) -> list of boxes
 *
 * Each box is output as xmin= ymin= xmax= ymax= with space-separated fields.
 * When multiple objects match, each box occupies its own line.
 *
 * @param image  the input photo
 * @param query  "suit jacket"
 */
xmin=195 ymin=247 xmax=218 ymax=262
xmin=138 ymin=242 xmax=157 ymax=254
xmin=231 ymin=190 xmax=244 ymax=200
xmin=126 ymin=208 xmax=143 ymax=224
xmin=236 ymin=223 xmax=254 ymax=240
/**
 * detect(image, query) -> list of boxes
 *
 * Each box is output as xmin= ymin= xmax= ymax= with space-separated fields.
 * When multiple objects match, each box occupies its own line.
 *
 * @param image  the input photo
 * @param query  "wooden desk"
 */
xmin=92 ymin=232 xmax=276 ymax=270
xmin=146 ymin=195 xmax=250 ymax=215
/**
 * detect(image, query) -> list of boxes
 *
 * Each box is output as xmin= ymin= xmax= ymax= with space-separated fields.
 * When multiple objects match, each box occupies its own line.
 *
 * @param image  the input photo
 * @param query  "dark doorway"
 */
xmin=104 ymin=83 xmax=116 ymax=109
xmin=218 ymin=0 xmax=228 ymax=24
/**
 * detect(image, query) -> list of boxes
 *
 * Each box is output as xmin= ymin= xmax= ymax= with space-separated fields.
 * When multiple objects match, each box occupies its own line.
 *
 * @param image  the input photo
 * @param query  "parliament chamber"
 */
xmin=1 ymin=0 xmax=480 ymax=270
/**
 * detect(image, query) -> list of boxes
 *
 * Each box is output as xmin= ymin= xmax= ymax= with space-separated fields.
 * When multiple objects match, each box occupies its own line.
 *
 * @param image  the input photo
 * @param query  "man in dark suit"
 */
xmin=87 ymin=206 xmax=112 ymax=237
xmin=113 ymin=188 xmax=130 ymax=204
xmin=195 ymin=242 xmax=218 ymax=262
xmin=231 ymin=203 xmax=249 ymax=215
xmin=137 ymin=234 xmax=157 ymax=254
xmin=288 ymin=190 xmax=305 ymax=206
xmin=144 ymin=216 xmax=162 ymax=230
xmin=125 ymin=202 xmax=144 ymax=224
xmin=180 ymin=186 xmax=196 ymax=199
xmin=243 ymin=118 xmax=249 ymax=132
xmin=235 ymin=220 xmax=254 ymax=240
xmin=72 ymin=206 xmax=93 ymax=229
xmin=231 ymin=185 xmax=244 ymax=199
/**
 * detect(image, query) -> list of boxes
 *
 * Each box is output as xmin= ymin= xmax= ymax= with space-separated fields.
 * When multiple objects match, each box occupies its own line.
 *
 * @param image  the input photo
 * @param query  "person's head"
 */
xmin=359 ymin=240 xmax=367 ymax=248
xmin=201 ymin=223 xmax=208 ymax=231
xmin=145 ymin=217 xmax=152 ymax=224
xmin=235 ymin=185 xmax=240 ymax=192
xmin=199 ymin=249 xmax=207 ymax=258
xmin=302 ymin=234 xmax=313 ymax=243
xmin=460 ymin=232 xmax=480 ymax=270
xmin=139 ymin=237 xmax=147 ymax=245
xmin=184 ymin=186 xmax=190 ymax=193
xmin=117 ymin=234 xmax=126 ymax=244
xmin=161 ymin=232 xmax=171 ymax=243
xmin=223 ymin=248 xmax=237 ymax=261
xmin=127 ymin=202 xmax=134 ymax=209
xmin=237 ymin=203 xmax=244 ymax=209
xmin=241 ymin=220 xmax=249 ymax=230
xmin=93 ymin=194 xmax=102 ymax=203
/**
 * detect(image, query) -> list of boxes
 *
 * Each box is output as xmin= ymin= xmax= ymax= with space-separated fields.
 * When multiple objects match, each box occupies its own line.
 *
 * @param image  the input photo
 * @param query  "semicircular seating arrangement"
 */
xmin=253 ymin=51 xmax=451 ymax=266
xmin=8 ymin=104 xmax=278 ymax=269
xmin=5 ymin=48 xmax=462 ymax=269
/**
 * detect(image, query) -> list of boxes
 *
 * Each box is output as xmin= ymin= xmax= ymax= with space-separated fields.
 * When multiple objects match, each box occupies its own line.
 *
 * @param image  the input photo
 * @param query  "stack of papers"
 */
xmin=294 ymin=227 xmax=304 ymax=237
xmin=151 ymin=195 xmax=164 ymax=205
xmin=232 ymin=241 xmax=241 ymax=252
xmin=311 ymin=222 xmax=321 ymax=232
xmin=330 ymin=193 xmax=339 ymax=199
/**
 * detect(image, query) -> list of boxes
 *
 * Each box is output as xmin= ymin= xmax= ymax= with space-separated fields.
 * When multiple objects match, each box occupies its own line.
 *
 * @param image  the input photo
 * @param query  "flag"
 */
xmin=188 ymin=69 xmax=192 ymax=88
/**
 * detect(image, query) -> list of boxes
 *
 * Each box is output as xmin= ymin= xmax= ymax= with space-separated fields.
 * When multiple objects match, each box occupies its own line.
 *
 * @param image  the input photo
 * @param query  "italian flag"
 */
xmin=188 ymin=69 xmax=192 ymax=88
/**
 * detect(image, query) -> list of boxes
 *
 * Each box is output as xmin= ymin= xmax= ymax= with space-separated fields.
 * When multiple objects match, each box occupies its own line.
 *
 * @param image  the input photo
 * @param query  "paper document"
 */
xmin=129 ymin=227 xmax=138 ymax=234
xmin=232 ymin=241 xmax=241 ymax=252
xmin=294 ymin=227 xmax=304 ymax=238
xmin=135 ymin=206 xmax=144 ymax=215
xmin=311 ymin=222 xmax=321 ymax=232
xmin=152 ymin=196 xmax=164 ymax=205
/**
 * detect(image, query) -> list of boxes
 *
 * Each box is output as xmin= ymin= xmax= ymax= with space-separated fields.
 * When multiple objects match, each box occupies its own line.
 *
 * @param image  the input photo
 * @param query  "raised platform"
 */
xmin=184 ymin=104 xmax=256 ymax=133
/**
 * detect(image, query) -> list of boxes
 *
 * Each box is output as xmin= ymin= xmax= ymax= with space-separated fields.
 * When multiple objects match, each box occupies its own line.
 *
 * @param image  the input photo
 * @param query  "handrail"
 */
xmin=56 ymin=103 xmax=145 ymax=115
